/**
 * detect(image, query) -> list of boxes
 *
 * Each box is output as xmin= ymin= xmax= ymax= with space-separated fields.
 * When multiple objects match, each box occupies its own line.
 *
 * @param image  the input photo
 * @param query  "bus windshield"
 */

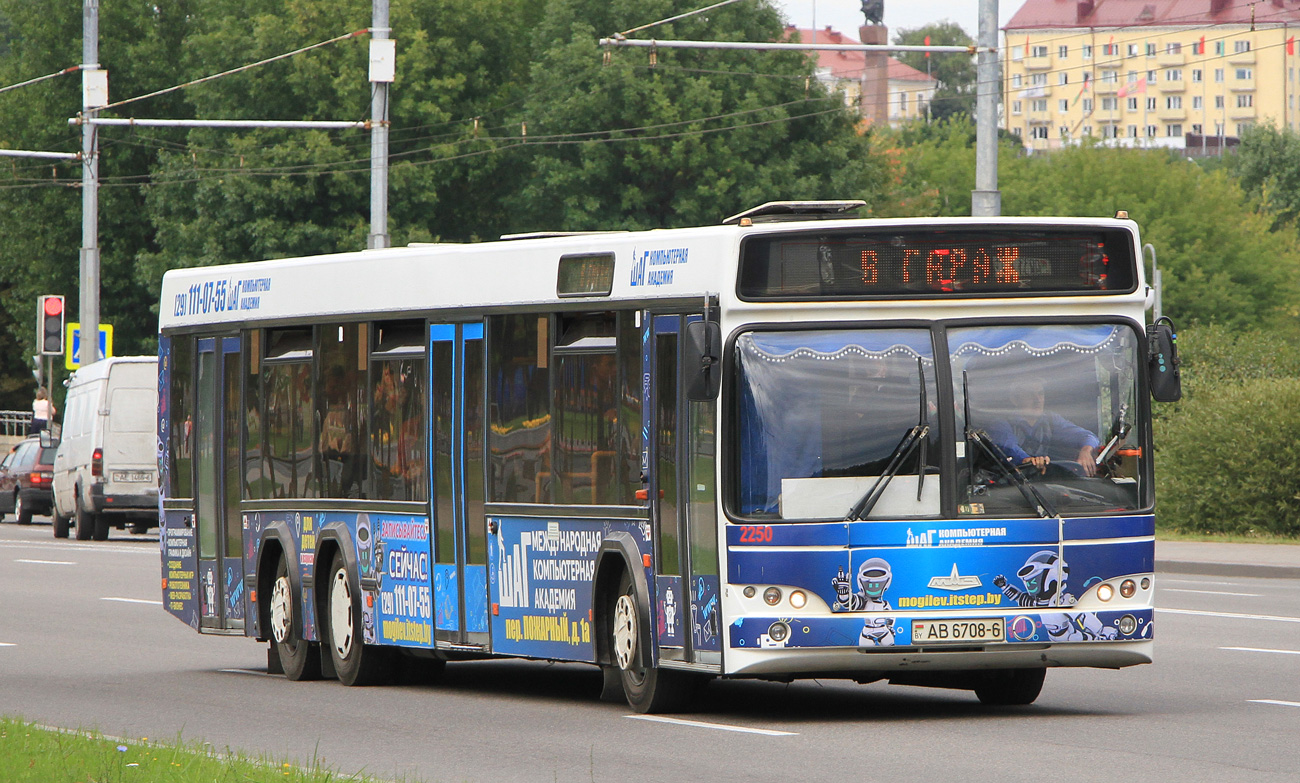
xmin=733 ymin=322 xmax=1147 ymax=520
xmin=735 ymin=329 xmax=940 ymax=519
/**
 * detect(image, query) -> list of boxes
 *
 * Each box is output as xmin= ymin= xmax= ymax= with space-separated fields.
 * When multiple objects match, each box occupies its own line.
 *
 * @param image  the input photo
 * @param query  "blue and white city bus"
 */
xmin=157 ymin=201 xmax=1180 ymax=712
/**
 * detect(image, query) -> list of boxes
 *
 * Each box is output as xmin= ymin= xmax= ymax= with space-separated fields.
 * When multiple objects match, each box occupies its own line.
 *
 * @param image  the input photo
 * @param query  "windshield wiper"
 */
xmin=1094 ymin=402 xmax=1131 ymax=467
xmin=963 ymin=372 xmax=1058 ymax=518
xmin=846 ymin=358 xmax=930 ymax=521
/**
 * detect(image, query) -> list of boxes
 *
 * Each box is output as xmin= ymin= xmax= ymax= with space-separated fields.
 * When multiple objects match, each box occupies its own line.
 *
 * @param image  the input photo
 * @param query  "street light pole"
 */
xmin=80 ymin=0 xmax=102 ymax=365
xmin=971 ymin=0 xmax=1001 ymax=216
xmin=369 ymin=0 xmax=393 ymax=250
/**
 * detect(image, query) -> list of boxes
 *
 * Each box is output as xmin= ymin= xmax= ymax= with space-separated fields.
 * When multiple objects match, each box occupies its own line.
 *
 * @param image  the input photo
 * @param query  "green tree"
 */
xmin=1229 ymin=123 xmax=1300 ymax=232
xmin=501 ymin=0 xmax=887 ymax=232
xmin=892 ymin=22 xmax=974 ymax=122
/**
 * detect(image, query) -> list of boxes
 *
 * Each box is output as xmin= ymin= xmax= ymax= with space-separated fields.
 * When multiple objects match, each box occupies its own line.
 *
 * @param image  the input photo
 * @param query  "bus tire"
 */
xmin=325 ymin=552 xmax=388 ymax=686
xmin=52 ymin=511 xmax=70 ymax=538
xmin=74 ymin=499 xmax=95 ymax=541
xmin=610 ymin=570 xmax=699 ymax=714
xmin=973 ymin=668 xmax=1046 ymax=706
xmin=269 ymin=556 xmax=321 ymax=681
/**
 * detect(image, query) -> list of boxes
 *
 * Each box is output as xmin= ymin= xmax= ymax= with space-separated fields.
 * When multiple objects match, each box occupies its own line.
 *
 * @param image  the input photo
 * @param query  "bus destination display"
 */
xmin=738 ymin=227 xmax=1137 ymax=299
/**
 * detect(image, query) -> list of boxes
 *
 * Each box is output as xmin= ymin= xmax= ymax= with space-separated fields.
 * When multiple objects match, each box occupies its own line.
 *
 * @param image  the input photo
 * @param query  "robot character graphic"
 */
xmin=994 ymin=551 xmax=1118 ymax=642
xmin=832 ymin=558 xmax=902 ymax=646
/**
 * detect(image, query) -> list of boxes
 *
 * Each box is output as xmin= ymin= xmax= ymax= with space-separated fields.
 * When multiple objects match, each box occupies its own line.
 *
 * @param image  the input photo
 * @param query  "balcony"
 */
xmin=1230 ymin=79 xmax=1256 ymax=92
xmin=1229 ymin=105 xmax=1257 ymax=120
xmin=1157 ymin=51 xmax=1186 ymax=67
xmin=1094 ymin=81 xmax=1119 ymax=94
xmin=1025 ymin=55 xmax=1052 ymax=71
xmin=1158 ymin=79 xmax=1186 ymax=92
xmin=1227 ymin=50 xmax=1256 ymax=65
xmin=1157 ymin=105 xmax=1187 ymax=120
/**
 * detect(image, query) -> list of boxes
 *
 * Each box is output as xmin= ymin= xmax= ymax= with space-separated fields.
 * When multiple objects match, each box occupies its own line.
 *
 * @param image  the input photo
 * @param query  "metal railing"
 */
xmin=0 ymin=410 xmax=34 ymax=437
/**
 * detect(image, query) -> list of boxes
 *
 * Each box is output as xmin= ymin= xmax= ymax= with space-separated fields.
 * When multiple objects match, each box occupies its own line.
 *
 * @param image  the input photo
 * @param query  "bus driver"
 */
xmin=988 ymin=379 xmax=1100 ymax=477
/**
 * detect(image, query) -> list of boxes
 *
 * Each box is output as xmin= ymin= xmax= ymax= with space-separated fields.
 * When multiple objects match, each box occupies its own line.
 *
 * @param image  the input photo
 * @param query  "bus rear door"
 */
xmin=430 ymin=322 xmax=489 ymax=647
xmin=195 ymin=336 xmax=245 ymax=632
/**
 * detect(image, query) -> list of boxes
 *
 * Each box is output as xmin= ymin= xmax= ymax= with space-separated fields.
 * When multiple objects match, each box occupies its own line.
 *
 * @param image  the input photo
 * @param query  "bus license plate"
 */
xmin=911 ymin=618 xmax=1005 ymax=644
xmin=113 ymin=470 xmax=152 ymax=482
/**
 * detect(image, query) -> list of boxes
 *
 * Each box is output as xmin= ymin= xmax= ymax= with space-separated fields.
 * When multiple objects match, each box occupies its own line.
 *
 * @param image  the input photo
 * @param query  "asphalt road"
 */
xmin=2 ymin=518 xmax=1298 ymax=783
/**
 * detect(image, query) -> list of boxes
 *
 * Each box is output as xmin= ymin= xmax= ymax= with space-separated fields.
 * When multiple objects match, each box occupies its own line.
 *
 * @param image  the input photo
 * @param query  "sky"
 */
xmin=769 ymin=0 xmax=1027 ymax=40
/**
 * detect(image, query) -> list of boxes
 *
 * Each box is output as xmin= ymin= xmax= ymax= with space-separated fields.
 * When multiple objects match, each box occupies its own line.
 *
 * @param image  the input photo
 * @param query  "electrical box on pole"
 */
xmin=37 ymin=295 xmax=66 ymax=356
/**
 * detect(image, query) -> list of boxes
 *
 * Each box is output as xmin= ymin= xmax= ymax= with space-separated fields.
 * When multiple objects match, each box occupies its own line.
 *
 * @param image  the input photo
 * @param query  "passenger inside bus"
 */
xmin=988 ymin=378 xmax=1100 ymax=477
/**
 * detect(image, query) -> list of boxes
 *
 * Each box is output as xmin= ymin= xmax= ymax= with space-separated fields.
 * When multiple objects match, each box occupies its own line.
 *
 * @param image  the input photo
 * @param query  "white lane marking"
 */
xmin=625 ymin=715 xmax=797 ymax=736
xmin=1160 ymin=578 xmax=1254 ymax=587
xmin=1222 ymin=647 xmax=1300 ymax=656
xmin=1164 ymin=588 xmax=1261 ymax=597
xmin=0 ymin=642 xmax=14 ymax=647
xmin=219 ymin=668 xmax=276 ymax=677
xmin=15 ymin=558 xmax=76 ymax=565
xmin=0 ymin=541 xmax=152 ymax=555
xmin=1249 ymin=700 xmax=1300 ymax=709
xmin=102 ymin=597 xmax=163 ymax=606
xmin=1157 ymin=608 xmax=1300 ymax=624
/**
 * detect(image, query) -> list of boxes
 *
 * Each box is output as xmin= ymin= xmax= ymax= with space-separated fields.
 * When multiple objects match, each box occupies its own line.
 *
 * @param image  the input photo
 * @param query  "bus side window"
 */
xmin=488 ymin=314 xmax=551 ymax=504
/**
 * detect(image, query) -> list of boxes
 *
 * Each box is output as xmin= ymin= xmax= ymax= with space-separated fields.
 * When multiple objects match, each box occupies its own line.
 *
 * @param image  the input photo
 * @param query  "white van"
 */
xmin=52 ymin=356 xmax=159 ymax=540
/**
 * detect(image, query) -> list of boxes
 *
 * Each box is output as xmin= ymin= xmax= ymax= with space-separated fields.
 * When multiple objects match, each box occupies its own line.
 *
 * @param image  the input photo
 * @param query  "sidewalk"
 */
xmin=1156 ymin=539 xmax=1300 ymax=579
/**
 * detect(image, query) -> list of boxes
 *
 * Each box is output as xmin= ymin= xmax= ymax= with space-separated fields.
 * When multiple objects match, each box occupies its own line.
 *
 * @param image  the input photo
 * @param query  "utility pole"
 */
xmin=80 ymin=0 xmax=103 ymax=365
xmin=369 ymin=0 xmax=393 ymax=249
xmin=971 ymin=0 xmax=1000 ymax=216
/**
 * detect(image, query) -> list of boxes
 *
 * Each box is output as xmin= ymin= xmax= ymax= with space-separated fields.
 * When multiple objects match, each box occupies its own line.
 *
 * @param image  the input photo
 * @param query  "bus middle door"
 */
xmin=430 ymin=323 xmax=489 ymax=647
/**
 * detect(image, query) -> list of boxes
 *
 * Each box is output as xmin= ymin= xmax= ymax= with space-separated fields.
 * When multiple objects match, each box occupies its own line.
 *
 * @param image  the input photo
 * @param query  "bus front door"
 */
xmin=430 ymin=323 xmax=489 ymax=647
xmin=649 ymin=314 xmax=722 ymax=668
xmin=195 ymin=336 xmax=245 ymax=632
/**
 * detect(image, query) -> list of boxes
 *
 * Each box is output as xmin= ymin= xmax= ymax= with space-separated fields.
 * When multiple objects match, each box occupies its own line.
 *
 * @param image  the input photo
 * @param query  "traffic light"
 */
xmin=38 ymin=295 xmax=65 ymax=356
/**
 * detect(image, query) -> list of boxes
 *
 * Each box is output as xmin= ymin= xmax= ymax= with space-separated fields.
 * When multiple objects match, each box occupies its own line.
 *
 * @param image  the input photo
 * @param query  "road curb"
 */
xmin=1156 ymin=559 xmax=1300 ymax=580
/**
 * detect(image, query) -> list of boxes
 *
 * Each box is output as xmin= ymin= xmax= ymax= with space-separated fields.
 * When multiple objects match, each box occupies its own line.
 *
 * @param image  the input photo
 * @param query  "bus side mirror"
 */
xmin=685 ymin=321 xmax=721 ymax=401
xmin=1146 ymin=317 xmax=1182 ymax=402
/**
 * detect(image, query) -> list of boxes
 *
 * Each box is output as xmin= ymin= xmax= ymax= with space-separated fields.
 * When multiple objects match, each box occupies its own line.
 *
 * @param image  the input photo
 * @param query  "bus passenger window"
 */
xmin=263 ymin=328 xmax=315 ymax=499
xmin=168 ymin=335 xmax=194 ymax=498
xmin=370 ymin=358 xmax=427 ymax=502
xmin=488 ymin=314 xmax=551 ymax=504
xmin=553 ymin=313 xmax=619 ymax=505
xmin=317 ymin=323 xmax=367 ymax=499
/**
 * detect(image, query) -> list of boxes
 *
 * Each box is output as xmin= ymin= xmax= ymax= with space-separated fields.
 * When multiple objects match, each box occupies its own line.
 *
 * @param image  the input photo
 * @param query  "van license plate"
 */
xmin=113 ymin=470 xmax=152 ymax=482
xmin=911 ymin=618 xmax=1005 ymax=644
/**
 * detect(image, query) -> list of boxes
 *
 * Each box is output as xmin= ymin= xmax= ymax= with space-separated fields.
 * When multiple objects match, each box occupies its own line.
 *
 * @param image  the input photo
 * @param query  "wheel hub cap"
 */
xmin=613 ymin=594 xmax=637 ymax=671
xmin=270 ymin=575 xmax=292 ymax=644
xmin=330 ymin=569 xmax=353 ymax=659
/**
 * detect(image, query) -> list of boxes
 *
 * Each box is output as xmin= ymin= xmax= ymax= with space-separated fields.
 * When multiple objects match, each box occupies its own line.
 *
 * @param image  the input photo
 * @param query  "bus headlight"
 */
xmin=1096 ymin=584 xmax=1114 ymax=602
xmin=763 ymin=587 xmax=783 ymax=606
xmin=767 ymin=622 xmax=789 ymax=642
xmin=1120 ymin=579 xmax=1137 ymax=598
xmin=1118 ymin=614 xmax=1138 ymax=635
xmin=789 ymin=590 xmax=807 ymax=609
xmin=743 ymin=586 xmax=756 ymax=599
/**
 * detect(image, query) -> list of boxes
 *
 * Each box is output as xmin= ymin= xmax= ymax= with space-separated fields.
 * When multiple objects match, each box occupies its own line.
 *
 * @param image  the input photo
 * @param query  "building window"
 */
xmin=1214 ymin=68 xmax=1224 ymax=82
xmin=1215 ymin=95 xmax=1225 ymax=108
xmin=1082 ymin=44 xmax=1093 ymax=59
xmin=1192 ymin=96 xmax=1203 ymax=109
xmin=1167 ymin=124 xmax=1182 ymax=137
xmin=1031 ymin=45 xmax=1048 ymax=58
xmin=1147 ymin=70 xmax=1158 ymax=83
xmin=1166 ymin=42 xmax=1182 ymax=55
xmin=1011 ymin=45 xmax=1024 ymax=61
xmin=1214 ymin=122 xmax=1224 ymax=135
xmin=1237 ymin=122 xmax=1253 ymax=134
xmin=1103 ymin=43 xmax=1118 ymax=56
xmin=1012 ymin=126 xmax=1022 ymax=136
xmin=1236 ymin=68 xmax=1253 ymax=80
xmin=1192 ymin=40 xmax=1204 ymax=56
xmin=1102 ymin=97 xmax=1118 ymax=111
xmin=1146 ymin=124 xmax=1157 ymax=137
xmin=1101 ymin=124 xmax=1118 ymax=138
xmin=1215 ymin=41 xmax=1225 ymax=56
xmin=1127 ymin=44 xmax=1139 ymax=57
xmin=1059 ymin=126 xmax=1071 ymax=138
xmin=1059 ymin=45 xmax=1069 ymax=58
xmin=898 ymin=92 xmax=907 ymax=112
xmin=1146 ymin=43 xmax=1156 ymax=57
xmin=1013 ymin=100 xmax=1023 ymax=114
xmin=1102 ymin=69 xmax=1119 ymax=83
xmin=1165 ymin=69 xmax=1182 ymax=82
xmin=1030 ymin=125 xmax=1049 ymax=140
xmin=1166 ymin=96 xmax=1182 ymax=109
xmin=1146 ymin=97 xmax=1157 ymax=111
xmin=1237 ymin=94 xmax=1253 ymax=108
xmin=1031 ymin=99 xmax=1048 ymax=112
xmin=1191 ymin=123 xmax=1202 ymax=135
xmin=1059 ymin=72 xmax=1069 ymax=85
xmin=1059 ymin=99 xmax=1070 ymax=112
xmin=1013 ymin=73 xmax=1023 ymax=88
xmin=1127 ymin=97 xmax=1138 ymax=111
xmin=1082 ymin=98 xmax=1094 ymax=112
xmin=1082 ymin=125 xmax=1092 ymax=136
xmin=1031 ymin=73 xmax=1048 ymax=86
xmin=1234 ymin=40 xmax=1251 ymax=53
xmin=1192 ymin=69 xmax=1202 ymax=82
xmin=1128 ymin=124 xmax=1138 ymax=137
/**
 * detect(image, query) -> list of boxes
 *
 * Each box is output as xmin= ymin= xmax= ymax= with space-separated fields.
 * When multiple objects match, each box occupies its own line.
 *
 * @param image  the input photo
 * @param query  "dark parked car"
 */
xmin=0 ymin=436 xmax=57 ymax=526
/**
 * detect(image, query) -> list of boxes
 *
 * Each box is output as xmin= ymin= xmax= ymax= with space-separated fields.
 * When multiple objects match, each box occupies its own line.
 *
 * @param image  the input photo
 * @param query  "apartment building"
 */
xmin=1003 ymin=0 xmax=1300 ymax=151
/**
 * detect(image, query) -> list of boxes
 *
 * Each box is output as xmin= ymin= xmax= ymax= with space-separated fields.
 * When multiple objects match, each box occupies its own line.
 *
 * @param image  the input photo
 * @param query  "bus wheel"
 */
xmin=52 ymin=511 xmax=70 ymax=538
xmin=326 ymin=553 xmax=388 ymax=686
xmin=973 ymin=668 xmax=1046 ymax=706
xmin=610 ymin=571 xmax=698 ymax=714
xmin=269 ymin=557 xmax=321 ymax=681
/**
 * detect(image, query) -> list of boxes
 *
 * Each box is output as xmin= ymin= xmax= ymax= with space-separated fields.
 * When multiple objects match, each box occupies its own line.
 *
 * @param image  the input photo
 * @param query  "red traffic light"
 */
xmin=42 ymin=296 xmax=63 ymax=317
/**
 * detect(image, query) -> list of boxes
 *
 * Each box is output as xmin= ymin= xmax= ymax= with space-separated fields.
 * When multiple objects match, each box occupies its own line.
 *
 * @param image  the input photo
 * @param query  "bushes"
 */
xmin=1154 ymin=325 xmax=1300 ymax=536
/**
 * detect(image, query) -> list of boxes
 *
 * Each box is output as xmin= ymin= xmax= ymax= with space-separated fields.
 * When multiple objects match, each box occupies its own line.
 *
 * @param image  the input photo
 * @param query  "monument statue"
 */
xmin=861 ymin=0 xmax=884 ymax=25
